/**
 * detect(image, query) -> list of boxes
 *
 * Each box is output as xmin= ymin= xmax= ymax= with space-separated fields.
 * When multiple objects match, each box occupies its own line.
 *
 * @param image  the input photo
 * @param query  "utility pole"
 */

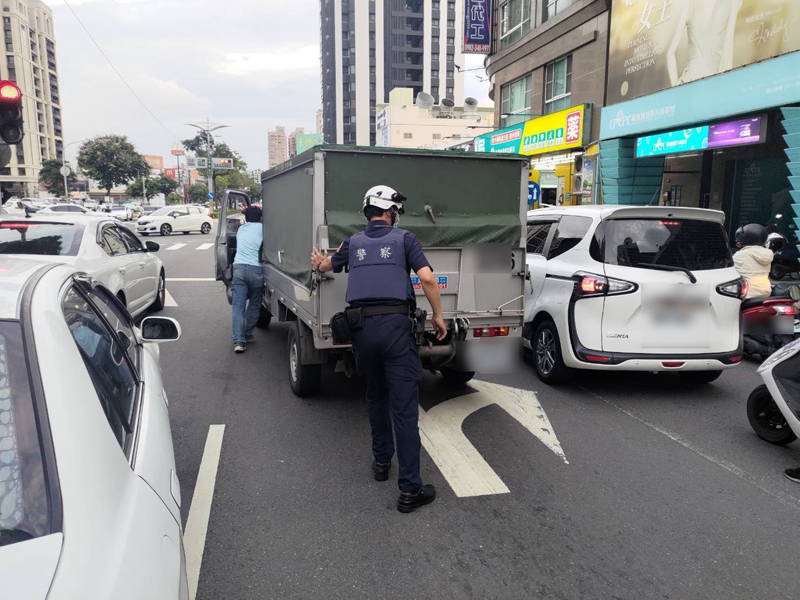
xmin=142 ymin=174 xmax=147 ymax=203
xmin=187 ymin=118 xmax=229 ymax=208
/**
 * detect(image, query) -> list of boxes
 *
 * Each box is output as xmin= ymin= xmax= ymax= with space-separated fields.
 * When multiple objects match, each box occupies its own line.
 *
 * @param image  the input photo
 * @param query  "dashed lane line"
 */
xmin=164 ymin=289 xmax=178 ymax=307
xmin=184 ymin=424 xmax=226 ymax=600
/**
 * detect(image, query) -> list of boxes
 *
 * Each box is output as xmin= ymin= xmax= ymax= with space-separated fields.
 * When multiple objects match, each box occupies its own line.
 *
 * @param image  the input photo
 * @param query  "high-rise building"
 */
xmin=268 ymin=126 xmax=287 ymax=168
xmin=316 ymin=108 xmax=323 ymax=134
xmin=287 ymin=126 xmax=304 ymax=158
xmin=320 ymin=0 xmax=465 ymax=146
xmin=1 ymin=0 xmax=63 ymax=198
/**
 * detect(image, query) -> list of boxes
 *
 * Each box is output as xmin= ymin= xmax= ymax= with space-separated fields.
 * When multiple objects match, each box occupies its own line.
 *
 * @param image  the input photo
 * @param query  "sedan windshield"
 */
xmin=0 ymin=222 xmax=85 ymax=256
xmin=0 ymin=321 xmax=55 ymax=547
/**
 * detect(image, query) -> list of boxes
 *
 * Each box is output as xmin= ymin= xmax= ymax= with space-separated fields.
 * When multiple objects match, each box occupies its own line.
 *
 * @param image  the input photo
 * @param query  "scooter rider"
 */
xmin=734 ymin=224 xmax=773 ymax=299
xmin=310 ymin=185 xmax=447 ymax=513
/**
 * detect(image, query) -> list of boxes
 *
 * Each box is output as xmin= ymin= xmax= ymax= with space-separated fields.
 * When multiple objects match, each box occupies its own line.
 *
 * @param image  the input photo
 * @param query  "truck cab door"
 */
xmin=214 ymin=190 xmax=251 ymax=298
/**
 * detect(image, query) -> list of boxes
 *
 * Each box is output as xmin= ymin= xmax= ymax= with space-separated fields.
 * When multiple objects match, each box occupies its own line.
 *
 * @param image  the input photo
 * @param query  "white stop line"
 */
xmin=419 ymin=380 xmax=567 ymax=498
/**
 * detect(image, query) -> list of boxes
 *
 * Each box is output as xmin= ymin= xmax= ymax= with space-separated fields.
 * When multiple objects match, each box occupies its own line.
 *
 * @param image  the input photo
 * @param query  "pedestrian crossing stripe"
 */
xmin=166 ymin=243 xmax=187 ymax=251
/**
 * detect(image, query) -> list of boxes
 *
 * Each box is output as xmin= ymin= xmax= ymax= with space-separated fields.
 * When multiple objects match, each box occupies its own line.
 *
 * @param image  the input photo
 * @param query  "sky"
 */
xmin=45 ymin=0 xmax=492 ymax=171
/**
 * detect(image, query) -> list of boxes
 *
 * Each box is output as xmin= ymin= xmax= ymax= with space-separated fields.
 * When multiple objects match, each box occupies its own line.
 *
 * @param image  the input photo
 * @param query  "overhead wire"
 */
xmin=61 ymin=0 xmax=181 ymax=143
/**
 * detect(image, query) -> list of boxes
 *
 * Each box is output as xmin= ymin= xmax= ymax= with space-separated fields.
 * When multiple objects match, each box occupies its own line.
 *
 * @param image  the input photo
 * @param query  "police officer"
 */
xmin=311 ymin=185 xmax=447 ymax=513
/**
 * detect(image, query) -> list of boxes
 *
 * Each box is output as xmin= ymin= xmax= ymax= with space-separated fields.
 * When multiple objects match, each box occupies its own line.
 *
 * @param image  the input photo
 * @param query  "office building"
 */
xmin=320 ymin=0 xmax=465 ymax=146
xmin=598 ymin=0 xmax=800 ymax=245
xmin=316 ymin=108 xmax=323 ymax=134
xmin=477 ymin=0 xmax=610 ymax=206
xmin=287 ymin=126 xmax=304 ymax=158
xmin=376 ymin=87 xmax=493 ymax=149
xmin=1 ymin=0 xmax=63 ymax=198
xmin=268 ymin=125 xmax=287 ymax=168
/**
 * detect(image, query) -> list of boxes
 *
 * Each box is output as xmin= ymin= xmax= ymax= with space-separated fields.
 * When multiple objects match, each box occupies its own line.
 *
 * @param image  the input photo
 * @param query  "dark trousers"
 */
xmin=351 ymin=313 xmax=423 ymax=493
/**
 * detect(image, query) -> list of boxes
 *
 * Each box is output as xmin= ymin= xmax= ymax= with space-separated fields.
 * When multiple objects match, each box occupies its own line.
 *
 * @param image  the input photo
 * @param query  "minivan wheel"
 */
xmin=678 ymin=370 xmax=723 ymax=384
xmin=533 ymin=320 xmax=570 ymax=384
xmin=747 ymin=385 xmax=797 ymax=445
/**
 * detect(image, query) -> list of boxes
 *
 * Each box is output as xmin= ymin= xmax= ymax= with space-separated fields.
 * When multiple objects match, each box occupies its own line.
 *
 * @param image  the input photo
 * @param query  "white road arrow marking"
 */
xmin=166 ymin=243 xmax=187 ymax=251
xmin=419 ymin=380 xmax=567 ymax=498
xmin=196 ymin=243 xmax=213 ymax=250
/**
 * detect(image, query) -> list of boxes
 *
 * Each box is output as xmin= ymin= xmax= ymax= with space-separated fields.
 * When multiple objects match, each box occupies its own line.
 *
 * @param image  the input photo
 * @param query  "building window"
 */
xmin=433 ymin=133 xmax=441 ymax=140
xmin=348 ymin=64 xmax=356 ymax=74
xmin=343 ymin=30 xmax=349 ymax=40
xmin=447 ymin=69 xmax=454 ymax=78
xmin=432 ymin=18 xmax=439 ymax=27
xmin=404 ymin=133 xmax=413 ymax=139
xmin=446 ymin=86 xmax=453 ymax=95
xmin=369 ymin=65 xmax=375 ymax=74
xmin=447 ymin=36 xmax=454 ymax=46
xmin=432 ymin=35 xmax=439 ymax=45
xmin=544 ymin=0 xmax=573 ymax=22
xmin=343 ymin=47 xmax=350 ymax=57
xmin=369 ymin=13 xmax=375 ymax=22
xmin=448 ymin=0 xmax=455 ymax=8
xmin=432 ymin=69 xmax=439 ymax=78
xmin=350 ymin=115 xmax=356 ymax=123
xmin=433 ymin=1 xmax=440 ymax=9
xmin=500 ymin=0 xmax=532 ymax=49
xmin=349 ymin=82 xmax=356 ymax=91
xmin=447 ymin=19 xmax=454 ymax=28
xmin=500 ymin=74 xmax=532 ymax=127
xmin=544 ymin=55 xmax=572 ymax=114
xmin=369 ymin=48 xmax=375 ymax=58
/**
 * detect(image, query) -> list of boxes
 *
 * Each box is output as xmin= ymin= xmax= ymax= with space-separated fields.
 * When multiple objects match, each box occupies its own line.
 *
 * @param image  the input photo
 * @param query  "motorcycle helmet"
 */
xmin=735 ymin=223 xmax=768 ymax=247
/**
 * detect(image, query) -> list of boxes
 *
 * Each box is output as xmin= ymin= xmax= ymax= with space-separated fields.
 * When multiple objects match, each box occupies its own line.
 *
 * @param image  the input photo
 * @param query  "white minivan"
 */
xmin=525 ymin=206 xmax=745 ymax=384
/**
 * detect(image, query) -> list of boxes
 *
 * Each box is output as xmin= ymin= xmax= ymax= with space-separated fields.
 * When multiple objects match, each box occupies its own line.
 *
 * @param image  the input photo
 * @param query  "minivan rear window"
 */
xmin=0 ymin=222 xmax=84 ymax=256
xmin=0 ymin=321 xmax=54 ymax=547
xmin=591 ymin=219 xmax=734 ymax=271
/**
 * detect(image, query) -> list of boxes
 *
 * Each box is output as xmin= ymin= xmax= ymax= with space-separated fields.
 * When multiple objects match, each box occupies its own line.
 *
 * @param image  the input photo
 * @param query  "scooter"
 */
xmin=766 ymin=218 xmax=800 ymax=280
xmin=741 ymin=283 xmax=800 ymax=359
xmin=747 ymin=337 xmax=800 ymax=446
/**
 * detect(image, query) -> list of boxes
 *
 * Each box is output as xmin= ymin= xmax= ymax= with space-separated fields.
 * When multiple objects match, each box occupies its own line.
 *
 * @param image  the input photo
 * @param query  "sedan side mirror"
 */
xmin=140 ymin=316 xmax=181 ymax=343
xmin=145 ymin=241 xmax=160 ymax=252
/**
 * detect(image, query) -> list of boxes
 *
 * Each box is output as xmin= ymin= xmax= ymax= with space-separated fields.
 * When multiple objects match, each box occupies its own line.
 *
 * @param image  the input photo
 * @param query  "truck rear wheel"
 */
xmin=288 ymin=322 xmax=321 ymax=397
xmin=440 ymin=369 xmax=475 ymax=384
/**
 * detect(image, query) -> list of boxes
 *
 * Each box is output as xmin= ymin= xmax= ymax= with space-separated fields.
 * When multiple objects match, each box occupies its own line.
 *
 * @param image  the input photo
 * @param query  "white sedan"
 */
xmin=39 ymin=203 xmax=107 ymax=217
xmin=0 ymin=258 xmax=187 ymax=599
xmin=137 ymin=205 xmax=213 ymax=236
xmin=0 ymin=214 xmax=166 ymax=318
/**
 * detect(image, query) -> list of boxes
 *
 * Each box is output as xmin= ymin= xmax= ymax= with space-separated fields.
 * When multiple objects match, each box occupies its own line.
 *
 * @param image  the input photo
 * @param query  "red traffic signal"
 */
xmin=0 ymin=80 xmax=23 ymax=145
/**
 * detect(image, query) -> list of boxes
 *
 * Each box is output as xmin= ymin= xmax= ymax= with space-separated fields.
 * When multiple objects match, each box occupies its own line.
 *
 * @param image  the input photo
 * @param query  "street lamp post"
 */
xmin=186 ymin=119 xmax=229 ymax=207
xmin=62 ymin=139 xmax=87 ymax=201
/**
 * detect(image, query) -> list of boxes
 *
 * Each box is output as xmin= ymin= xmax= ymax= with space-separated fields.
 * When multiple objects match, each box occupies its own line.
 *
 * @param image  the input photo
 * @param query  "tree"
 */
xmin=77 ymin=135 xmax=148 ymax=202
xmin=151 ymin=173 xmax=179 ymax=197
xmin=166 ymin=192 xmax=183 ymax=205
xmin=188 ymin=183 xmax=208 ymax=204
xmin=39 ymin=158 xmax=76 ymax=197
xmin=125 ymin=177 xmax=158 ymax=201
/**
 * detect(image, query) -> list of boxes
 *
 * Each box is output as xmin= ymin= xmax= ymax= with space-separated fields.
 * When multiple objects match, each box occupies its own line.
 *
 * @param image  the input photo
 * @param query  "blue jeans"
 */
xmin=232 ymin=263 xmax=264 ymax=344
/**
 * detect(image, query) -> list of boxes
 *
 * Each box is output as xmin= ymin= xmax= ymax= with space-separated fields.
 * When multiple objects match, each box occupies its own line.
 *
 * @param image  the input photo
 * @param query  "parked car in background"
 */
xmin=524 ymin=206 xmax=744 ymax=384
xmin=39 ymin=203 xmax=107 ymax=217
xmin=2 ymin=199 xmax=40 ymax=215
xmin=137 ymin=205 xmax=213 ymax=236
xmin=0 ymin=213 xmax=166 ymax=317
xmin=142 ymin=204 xmax=160 ymax=215
xmin=0 ymin=258 xmax=187 ymax=599
xmin=83 ymin=199 xmax=100 ymax=210
xmin=110 ymin=203 xmax=143 ymax=221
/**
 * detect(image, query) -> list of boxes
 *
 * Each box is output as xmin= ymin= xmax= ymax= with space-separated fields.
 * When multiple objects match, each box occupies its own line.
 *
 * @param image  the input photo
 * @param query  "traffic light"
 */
xmin=0 ymin=80 xmax=23 ymax=145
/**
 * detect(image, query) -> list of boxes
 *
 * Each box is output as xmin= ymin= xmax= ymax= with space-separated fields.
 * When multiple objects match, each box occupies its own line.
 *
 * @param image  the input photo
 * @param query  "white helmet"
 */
xmin=363 ymin=185 xmax=407 ymax=214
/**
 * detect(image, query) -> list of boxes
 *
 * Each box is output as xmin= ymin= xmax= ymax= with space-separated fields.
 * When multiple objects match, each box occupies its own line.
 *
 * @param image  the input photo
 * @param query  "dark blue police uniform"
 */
xmin=331 ymin=220 xmax=431 ymax=493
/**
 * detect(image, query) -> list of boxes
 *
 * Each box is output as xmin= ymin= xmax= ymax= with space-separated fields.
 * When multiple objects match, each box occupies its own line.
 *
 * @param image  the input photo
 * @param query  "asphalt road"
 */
xmin=146 ymin=230 xmax=800 ymax=600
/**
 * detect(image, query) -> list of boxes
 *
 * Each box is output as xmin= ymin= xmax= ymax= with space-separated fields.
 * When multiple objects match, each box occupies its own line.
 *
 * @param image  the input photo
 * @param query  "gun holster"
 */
xmin=412 ymin=308 xmax=427 ymax=347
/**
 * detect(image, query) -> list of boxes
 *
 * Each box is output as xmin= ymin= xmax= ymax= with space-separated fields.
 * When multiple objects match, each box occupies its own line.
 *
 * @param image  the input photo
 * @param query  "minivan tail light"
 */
xmin=717 ymin=277 xmax=747 ymax=299
xmin=573 ymin=271 xmax=637 ymax=298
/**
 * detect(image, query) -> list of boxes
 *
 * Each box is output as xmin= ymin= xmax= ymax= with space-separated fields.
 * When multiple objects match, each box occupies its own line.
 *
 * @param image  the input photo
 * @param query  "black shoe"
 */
xmin=397 ymin=484 xmax=436 ymax=513
xmin=785 ymin=467 xmax=800 ymax=484
xmin=372 ymin=460 xmax=391 ymax=482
